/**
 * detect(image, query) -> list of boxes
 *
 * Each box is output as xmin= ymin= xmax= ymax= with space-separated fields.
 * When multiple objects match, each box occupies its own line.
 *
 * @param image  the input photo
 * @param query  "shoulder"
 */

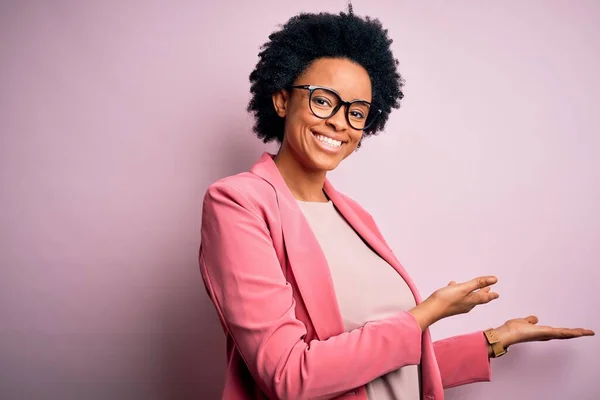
xmin=203 ymin=171 xmax=277 ymax=215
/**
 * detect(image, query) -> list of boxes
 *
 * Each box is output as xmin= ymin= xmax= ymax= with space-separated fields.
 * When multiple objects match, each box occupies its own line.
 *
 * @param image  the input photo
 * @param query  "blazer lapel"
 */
xmin=250 ymin=153 xmax=345 ymax=340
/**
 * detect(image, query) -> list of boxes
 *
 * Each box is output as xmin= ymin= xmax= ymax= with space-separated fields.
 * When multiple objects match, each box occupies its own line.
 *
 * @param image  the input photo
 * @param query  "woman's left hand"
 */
xmin=494 ymin=315 xmax=595 ymax=348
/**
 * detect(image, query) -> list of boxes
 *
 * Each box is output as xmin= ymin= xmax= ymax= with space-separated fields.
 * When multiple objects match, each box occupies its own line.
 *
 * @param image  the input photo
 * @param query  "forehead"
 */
xmin=295 ymin=58 xmax=372 ymax=102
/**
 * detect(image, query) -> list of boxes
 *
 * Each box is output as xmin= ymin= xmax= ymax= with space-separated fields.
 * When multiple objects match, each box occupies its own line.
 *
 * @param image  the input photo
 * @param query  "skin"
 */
xmin=272 ymin=57 xmax=594 ymax=357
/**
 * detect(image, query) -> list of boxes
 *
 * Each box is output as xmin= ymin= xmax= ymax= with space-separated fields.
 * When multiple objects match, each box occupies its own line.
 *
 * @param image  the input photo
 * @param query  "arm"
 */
xmin=199 ymin=182 xmax=423 ymax=400
xmin=433 ymin=312 xmax=597 ymax=390
xmin=433 ymin=332 xmax=491 ymax=389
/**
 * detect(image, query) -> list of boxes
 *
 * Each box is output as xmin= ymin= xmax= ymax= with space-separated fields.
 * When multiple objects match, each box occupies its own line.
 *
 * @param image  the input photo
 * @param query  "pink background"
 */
xmin=1 ymin=1 xmax=599 ymax=399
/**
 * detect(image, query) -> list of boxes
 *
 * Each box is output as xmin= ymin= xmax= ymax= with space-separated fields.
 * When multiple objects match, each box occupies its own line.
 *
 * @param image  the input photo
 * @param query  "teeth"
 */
xmin=315 ymin=134 xmax=342 ymax=148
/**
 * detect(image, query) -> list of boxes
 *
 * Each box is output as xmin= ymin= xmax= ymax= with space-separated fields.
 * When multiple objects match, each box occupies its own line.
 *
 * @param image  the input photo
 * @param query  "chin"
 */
xmin=305 ymin=150 xmax=345 ymax=172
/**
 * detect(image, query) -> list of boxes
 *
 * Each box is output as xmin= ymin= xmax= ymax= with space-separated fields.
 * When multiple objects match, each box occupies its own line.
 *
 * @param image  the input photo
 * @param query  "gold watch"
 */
xmin=483 ymin=328 xmax=507 ymax=358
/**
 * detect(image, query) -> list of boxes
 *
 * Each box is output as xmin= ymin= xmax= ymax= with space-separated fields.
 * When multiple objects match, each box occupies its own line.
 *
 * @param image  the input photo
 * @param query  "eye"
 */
xmin=313 ymin=96 xmax=333 ymax=107
xmin=349 ymin=110 xmax=365 ymax=119
xmin=349 ymin=101 xmax=370 ymax=120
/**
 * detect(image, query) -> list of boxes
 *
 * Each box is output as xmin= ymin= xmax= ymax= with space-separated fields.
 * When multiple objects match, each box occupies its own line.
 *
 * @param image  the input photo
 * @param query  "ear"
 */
xmin=272 ymin=89 xmax=289 ymax=118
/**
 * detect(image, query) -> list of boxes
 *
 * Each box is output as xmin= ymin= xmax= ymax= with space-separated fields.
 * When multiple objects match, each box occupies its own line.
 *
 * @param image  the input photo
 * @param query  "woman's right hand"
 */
xmin=408 ymin=276 xmax=499 ymax=331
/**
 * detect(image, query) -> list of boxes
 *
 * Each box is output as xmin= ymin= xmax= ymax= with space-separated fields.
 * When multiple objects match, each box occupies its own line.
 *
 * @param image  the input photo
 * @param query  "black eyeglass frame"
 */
xmin=291 ymin=85 xmax=382 ymax=131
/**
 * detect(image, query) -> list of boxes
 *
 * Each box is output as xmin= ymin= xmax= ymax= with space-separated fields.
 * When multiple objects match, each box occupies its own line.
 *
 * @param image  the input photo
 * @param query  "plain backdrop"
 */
xmin=1 ymin=1 xmax=599 ymax=399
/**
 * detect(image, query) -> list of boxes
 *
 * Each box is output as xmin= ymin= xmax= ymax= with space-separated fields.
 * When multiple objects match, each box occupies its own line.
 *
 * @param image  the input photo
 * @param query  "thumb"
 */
xmin=524 ymin=315 xmax=539 ymax=324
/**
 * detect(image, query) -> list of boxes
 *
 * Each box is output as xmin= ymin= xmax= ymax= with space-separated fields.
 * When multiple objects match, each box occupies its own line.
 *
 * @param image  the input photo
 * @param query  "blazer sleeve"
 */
xmin=199 ymin=181 xmax=423 ymax=400
xmin=433 ymin=332 xmax=492 ymax=389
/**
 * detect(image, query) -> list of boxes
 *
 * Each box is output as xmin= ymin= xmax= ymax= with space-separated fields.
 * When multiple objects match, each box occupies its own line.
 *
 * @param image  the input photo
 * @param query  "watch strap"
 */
xmin=484 ymin=328 xmax=507 ymax=358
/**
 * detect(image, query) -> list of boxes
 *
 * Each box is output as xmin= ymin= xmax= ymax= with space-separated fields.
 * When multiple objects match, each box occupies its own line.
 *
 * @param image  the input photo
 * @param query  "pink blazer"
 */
xmin=199 ymin=152 xmax=491 ymax=400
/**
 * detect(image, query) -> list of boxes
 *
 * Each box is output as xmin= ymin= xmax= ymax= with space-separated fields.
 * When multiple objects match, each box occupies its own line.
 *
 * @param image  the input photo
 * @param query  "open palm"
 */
xmin=498 ymin=315 xmax=594 ymax=347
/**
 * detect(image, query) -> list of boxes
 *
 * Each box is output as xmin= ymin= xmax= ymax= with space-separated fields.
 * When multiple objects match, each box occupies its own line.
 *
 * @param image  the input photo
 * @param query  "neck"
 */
xmin=274 ymin=146 xmax=328 ymax=202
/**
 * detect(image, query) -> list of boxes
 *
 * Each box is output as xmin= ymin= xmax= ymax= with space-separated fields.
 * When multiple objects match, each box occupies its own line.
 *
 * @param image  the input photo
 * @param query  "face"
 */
xmin=272 ymin=58 xmax=372 ymax=173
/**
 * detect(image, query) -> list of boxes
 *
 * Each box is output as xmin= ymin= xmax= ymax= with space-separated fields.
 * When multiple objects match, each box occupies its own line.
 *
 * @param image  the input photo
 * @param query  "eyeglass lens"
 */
xmin=309 ymin=88 xmax=375 ymax=130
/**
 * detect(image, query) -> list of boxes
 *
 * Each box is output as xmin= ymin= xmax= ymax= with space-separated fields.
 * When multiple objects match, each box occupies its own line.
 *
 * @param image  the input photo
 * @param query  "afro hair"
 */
xmin=247 ymin=3 xmax=404 ymax=145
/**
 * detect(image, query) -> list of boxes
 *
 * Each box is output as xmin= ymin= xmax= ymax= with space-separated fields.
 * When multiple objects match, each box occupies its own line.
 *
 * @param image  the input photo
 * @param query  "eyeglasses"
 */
xmin=291 ymin=85 xmax=381 ymax=131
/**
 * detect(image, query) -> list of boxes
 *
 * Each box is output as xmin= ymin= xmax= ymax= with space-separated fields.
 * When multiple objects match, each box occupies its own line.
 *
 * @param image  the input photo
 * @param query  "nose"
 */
xmin=325 ymin=105 xmax=349 ymax=132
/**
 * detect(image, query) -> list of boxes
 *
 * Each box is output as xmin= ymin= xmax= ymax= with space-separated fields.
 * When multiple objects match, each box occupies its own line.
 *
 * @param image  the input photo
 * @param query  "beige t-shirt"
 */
xmin=297 ymin=200 xmax=420 ymax=400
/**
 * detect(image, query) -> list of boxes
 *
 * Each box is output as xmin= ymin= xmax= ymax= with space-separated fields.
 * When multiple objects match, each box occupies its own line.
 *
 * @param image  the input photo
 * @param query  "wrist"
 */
xmin=409 ymin=298 xmax=443 ymax=331
xmin=493 ymin=324 xmax=516 ymax=348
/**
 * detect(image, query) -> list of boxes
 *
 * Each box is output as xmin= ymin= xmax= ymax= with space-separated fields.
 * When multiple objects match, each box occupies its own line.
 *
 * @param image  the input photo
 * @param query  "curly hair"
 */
xmin=247 ymin=3 xmax=404 ymax=145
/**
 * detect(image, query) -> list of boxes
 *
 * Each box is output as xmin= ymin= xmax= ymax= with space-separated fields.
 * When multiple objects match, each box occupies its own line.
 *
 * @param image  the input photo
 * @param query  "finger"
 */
xmin=548 ymin=328 xmax=594 ymax=339
xmin=475 ymin=291 xmax=500 ymax=304
xmin=556 ymin=328 xmax=586 ymax=339
xmin=465 ymin=276 xmax=498 ymax=292
xmin=525 ymin=315 xmax=539 ymax=324
xmin=447 ymin=280 xmax=456 ymax=286
xmin=569 ymin=328 xmax=595 ymax=336
xmin=480 ymin=287 xmax=491 ymax=294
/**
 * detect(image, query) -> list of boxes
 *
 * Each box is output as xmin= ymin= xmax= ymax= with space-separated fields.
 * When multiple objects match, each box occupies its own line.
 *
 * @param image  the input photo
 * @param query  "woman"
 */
xmin=199 ymin=6 xmax=594 ymax=400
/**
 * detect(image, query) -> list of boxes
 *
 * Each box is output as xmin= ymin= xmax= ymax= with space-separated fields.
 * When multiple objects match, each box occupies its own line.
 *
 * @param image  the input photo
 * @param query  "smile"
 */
xmin=313 ymin=133 xmax=343 ymax=148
